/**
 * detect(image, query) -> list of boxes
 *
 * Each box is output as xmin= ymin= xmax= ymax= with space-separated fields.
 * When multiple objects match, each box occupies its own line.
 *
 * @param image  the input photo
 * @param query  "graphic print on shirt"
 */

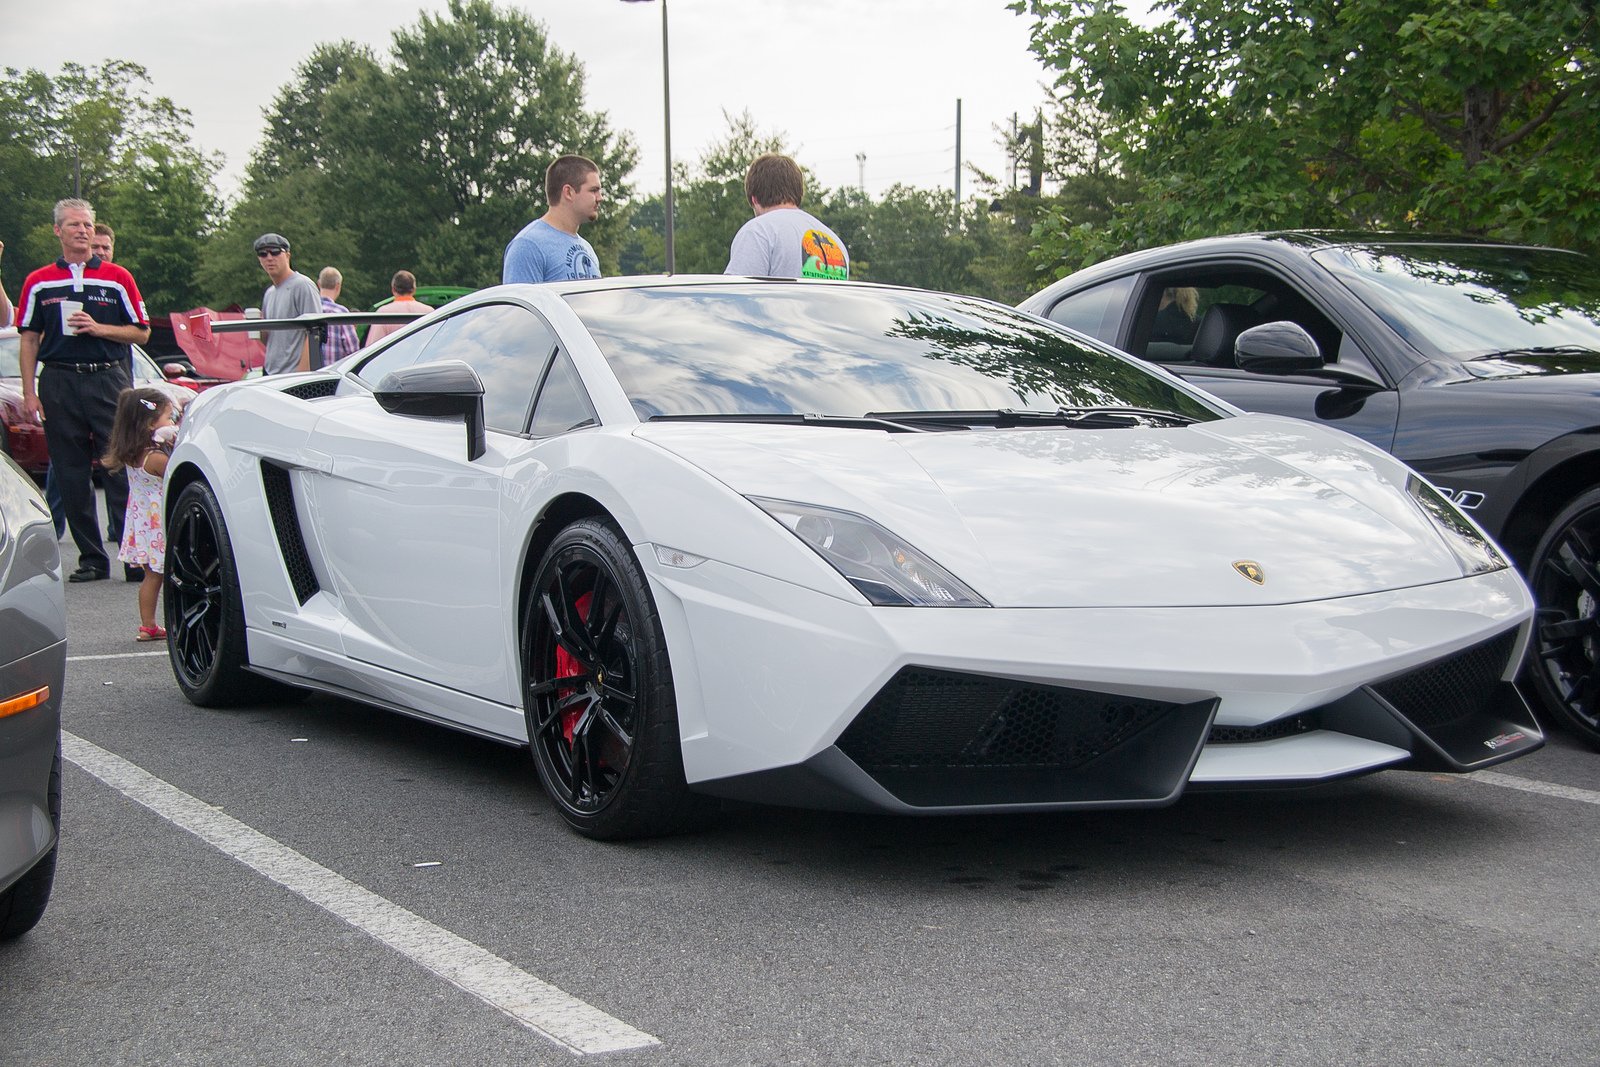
xmin=801 ymin=230 xmax=848 ymax=280
xmin=567 ymin=245 xmax=599 ymax=280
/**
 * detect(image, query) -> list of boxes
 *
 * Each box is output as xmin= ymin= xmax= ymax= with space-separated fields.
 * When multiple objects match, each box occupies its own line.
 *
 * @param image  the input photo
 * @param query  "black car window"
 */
xmin=418 ymin=303 xmax=558 ymax=433
xmin=352 ymin=322 xmax=448 ymax=386
xmin=1129 ymin=269 xmax=1376 ymax=376
xmin=528 ymin=351 xmax=598 ymax=438
xmin=566 ymin=283 xmax=1223 ymax=422
xmin=1043 ymin=275 xmax=1135 ymax=343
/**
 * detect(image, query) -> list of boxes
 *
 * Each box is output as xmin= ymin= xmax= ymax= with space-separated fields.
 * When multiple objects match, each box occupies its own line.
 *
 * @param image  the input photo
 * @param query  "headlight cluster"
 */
xmin=1406 ymin=475 xmax=1509 ymax=576
xmin=750 ymin=496 xmax=989 ymax=607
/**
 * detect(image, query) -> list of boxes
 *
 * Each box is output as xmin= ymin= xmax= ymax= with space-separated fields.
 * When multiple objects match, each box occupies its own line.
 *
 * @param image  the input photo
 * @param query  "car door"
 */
xmin=306 ymin=303 xmax=558 ymax=710
xmin=1044 ymin=264 xmax=1403 ymax=451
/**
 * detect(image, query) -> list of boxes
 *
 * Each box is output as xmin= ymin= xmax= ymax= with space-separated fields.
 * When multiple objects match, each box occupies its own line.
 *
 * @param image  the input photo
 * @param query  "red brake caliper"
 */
xmin=553 ymin=592 xmax=592 ymax=746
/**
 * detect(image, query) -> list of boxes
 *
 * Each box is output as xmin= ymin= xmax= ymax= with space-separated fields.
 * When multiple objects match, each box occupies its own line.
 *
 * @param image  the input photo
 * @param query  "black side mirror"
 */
xmin=374 ymin=359 xmax=487 ymax=461
xmin=1235 ymin=321 xmax=1324 ymax=373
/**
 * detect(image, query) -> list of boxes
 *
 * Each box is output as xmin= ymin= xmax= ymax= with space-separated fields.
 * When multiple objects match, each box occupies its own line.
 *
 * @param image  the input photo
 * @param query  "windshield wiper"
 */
xmin=646 ymin=413 xmax=935 ymax=433
xmin=865 ymin=407 xmax=1198 ymax=428
xmin=1470 ymin=345 xmax=1600 ymax=360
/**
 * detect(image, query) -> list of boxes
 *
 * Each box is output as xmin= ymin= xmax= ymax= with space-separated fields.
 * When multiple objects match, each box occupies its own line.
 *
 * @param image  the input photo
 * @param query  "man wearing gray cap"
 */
xmin=254 ymin=233 xmax=322 ymax=374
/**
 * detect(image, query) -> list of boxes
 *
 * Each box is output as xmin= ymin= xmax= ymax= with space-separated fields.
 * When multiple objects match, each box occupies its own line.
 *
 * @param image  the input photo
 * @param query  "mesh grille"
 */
xmin=1208 ymin=713 xmax=1316 ymax=744
xmin=283 ymin=379 xmax=339 ymax=400
xmin=1371 ymin=631 xmax=1518 ymax=730
xmin=260 ymin=462 xmax=320 ymax=604
xmin=837 ymin=668 xmax=1178 ymax=772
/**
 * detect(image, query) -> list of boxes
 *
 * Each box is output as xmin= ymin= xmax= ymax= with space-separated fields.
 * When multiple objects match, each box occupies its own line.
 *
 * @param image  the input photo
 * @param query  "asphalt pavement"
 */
xmin=3 ymin=526 xmax=1598 ymax=1066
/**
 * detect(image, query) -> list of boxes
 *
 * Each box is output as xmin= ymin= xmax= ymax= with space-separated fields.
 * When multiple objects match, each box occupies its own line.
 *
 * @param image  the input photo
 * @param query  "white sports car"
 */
xmin=164 ymin=277 xmax=1542 ymax=838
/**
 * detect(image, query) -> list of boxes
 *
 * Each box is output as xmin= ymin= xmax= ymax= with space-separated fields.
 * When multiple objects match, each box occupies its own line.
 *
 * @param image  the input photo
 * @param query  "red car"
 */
xmin=0 ymin=327 xmax=198 ymax=478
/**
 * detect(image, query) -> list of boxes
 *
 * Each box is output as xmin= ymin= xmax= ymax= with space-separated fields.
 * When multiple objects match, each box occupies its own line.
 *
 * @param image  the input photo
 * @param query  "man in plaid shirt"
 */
xmin=317 ymin=266 xmax=360 ymax=363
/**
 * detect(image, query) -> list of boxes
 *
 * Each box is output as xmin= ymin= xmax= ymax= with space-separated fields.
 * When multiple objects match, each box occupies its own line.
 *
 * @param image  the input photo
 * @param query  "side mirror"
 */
xmin=162 ymin=363 xmax=184 ymax=380
xmin=374 ymin=359 xmax=487 ymax=461
xmin=1235 ymin=321 xmax=1323 ymax=373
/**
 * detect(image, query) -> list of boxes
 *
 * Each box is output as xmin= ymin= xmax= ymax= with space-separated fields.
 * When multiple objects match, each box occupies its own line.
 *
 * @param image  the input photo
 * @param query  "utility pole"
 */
xmin=1011 ymin=113 xmax=1019 ymax=190
xmin=856 ymin=152 xmax=866 ymax=194
xmin=954 ymin=98 xmax=962 ymax=225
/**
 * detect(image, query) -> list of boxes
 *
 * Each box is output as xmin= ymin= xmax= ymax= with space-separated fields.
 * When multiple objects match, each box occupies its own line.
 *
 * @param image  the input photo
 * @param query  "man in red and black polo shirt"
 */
xmin=17 ymin=198 xmax=150 ymax=582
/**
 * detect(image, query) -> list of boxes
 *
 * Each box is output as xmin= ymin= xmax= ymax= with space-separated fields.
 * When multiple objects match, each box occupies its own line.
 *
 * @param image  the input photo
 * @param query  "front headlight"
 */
xmin=749 ymin=496 xmax=989 ymax=607
xmin=1406 ymin=475 xmax=1509 ymax=576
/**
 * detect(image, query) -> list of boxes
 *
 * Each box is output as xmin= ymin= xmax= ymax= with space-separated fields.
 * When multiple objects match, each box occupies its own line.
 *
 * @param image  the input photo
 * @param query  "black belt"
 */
xmin=43 ymin=361 xmax=122 ymax=374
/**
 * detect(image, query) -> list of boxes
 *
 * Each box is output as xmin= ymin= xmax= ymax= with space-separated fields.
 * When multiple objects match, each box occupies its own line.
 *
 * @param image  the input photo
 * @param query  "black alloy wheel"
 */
xmin=523 ymin=518 xmax=699 ymax=839
xmin=165 ymin=480 xmax=252 ymax=706
xmin=1529 ymin=487 xmax=1600 ymax=748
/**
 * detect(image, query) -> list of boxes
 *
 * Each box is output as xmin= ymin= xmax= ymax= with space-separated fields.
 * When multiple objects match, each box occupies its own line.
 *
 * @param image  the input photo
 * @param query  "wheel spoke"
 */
xmin=596 ymin=702 xmax=634 ymax=749
xmin=541 ymin=590 xmax=595 ymax=667
xmin=528 ymin=672 xmax=592 ymax=700
xmin=1554 ymin=536 xmax=1600 ymax=600
xmin=1541 ymin=614 xmax=1599 ymax=645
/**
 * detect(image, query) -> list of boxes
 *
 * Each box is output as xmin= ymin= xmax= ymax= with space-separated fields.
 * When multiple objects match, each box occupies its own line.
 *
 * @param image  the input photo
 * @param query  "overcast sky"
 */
xmin=7 ymin=0 xmax=1077 ymax=206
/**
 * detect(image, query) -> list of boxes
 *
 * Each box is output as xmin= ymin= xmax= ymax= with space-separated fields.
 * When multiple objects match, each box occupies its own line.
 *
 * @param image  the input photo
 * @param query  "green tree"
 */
xmin=1012 ymin=0 xmax=1600 ymax=275
xmin=0 ymin=61 xmax=219 ymax=308
xmin=669 ymin=110 xmax=793 ymax=274
xmin=202 ymin=0 xmax=636 ymax=309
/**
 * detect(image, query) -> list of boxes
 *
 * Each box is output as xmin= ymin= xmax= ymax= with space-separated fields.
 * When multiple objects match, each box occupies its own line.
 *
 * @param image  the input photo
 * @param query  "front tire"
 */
xmin=522 ymin=518 xmax=701 ymax=839
xmin=166 ymin=480 xmax=252 ymax=706
xmin=0 ymin=745 xmax=60 ymax=940
xmin=1529 ymin=488 xmax=1600 ymax=748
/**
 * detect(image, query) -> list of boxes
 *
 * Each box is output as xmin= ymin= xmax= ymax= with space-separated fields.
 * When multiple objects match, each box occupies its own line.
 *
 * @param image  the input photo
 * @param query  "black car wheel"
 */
xmin=0 ymin=745 xmax=59 ymax=940
xmin=523 ymin=518 xmax=701 ymax=839
xmin=1529 ymin=488 xmax=1600 ymax=748
xmin=166 ymin=480 xmax=252 ymax=706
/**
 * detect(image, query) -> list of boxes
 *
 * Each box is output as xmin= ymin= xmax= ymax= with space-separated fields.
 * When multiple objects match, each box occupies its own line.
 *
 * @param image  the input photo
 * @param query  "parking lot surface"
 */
xmin=4 ymin=539 xmax=1598 ymax=1066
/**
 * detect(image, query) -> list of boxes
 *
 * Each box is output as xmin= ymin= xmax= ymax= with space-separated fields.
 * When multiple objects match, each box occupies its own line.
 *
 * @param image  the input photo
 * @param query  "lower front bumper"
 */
xmin=692 ymin=628 xmax=1541 ymax=815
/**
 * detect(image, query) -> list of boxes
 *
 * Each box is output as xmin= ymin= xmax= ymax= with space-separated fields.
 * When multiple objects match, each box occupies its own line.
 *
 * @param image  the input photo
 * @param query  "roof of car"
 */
xmin=1029 ymin=230 xmax=1582 ymax=300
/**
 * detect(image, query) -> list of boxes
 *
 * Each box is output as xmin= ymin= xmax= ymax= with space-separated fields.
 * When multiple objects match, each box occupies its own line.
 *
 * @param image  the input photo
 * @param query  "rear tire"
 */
xmin=166 ymin=480 xmax=253 ymax=706
xmin=1528 ymin=488 xmax=1600 ymax=748
xmin=522 ymin=518 xmax=704 ymax=839
xmin=0 ymin=745 xmax=60 ymax=940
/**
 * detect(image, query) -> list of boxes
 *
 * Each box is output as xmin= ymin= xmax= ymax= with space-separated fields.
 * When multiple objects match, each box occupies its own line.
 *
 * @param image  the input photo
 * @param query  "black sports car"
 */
xmin=1019 ymin=232 xmax=1600 ymax=747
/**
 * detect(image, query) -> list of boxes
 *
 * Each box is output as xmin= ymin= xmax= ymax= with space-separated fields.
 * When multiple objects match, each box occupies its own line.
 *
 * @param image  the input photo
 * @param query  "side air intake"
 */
xmin=260 ymin=461 xmax=320 ymax=604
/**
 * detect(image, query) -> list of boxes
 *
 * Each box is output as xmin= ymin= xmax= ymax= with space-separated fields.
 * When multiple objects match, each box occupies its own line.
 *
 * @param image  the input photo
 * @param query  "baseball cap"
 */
xmin=253 ymin=233 xmax=291 ymax=253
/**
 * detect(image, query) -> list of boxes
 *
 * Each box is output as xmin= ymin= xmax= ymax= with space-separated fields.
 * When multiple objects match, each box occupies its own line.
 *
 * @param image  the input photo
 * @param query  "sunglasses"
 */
xmin=257 ymin=248 xmax=286 ymax=258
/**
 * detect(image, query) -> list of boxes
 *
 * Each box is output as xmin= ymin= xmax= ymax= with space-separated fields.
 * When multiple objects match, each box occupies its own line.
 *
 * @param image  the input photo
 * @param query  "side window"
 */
xmin=1133 ymin=271 xmax=1356 ymax=371
xmin=1044 ymin=275 xmax=1135 ymax=343
xmin=423 ymin=304 xmax=558 ymax=433
xmin=528 ymin=352 xmax=598 ymax=438
xmin=352 ymin=322 xmax=448 ymax=386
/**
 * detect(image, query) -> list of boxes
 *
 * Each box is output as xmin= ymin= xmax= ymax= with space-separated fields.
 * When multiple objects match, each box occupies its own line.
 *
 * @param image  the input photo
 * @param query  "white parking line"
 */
xmin=1465 ymin=769 xmax=1600 ymax=806
xmin=61 ymin=731 xmax=659 ymax=1056
xmin=67 ymin=651 xmax=169 ymax=662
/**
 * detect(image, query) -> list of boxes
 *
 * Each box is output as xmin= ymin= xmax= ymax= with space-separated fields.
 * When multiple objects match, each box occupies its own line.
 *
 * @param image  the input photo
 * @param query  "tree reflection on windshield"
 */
xmin=1314 ymin=244 xmax=1600 ymax=359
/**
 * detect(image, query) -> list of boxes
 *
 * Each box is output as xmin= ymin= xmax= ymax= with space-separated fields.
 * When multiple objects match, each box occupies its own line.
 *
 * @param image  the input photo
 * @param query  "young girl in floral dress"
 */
xmin=103 ymin=387 xmax=177 ymax=641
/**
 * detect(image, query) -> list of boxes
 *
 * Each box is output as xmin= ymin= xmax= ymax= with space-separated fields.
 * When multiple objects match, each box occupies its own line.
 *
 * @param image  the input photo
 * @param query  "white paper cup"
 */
xmin=60 ymin=300 xmax=84 ymax=335
xmin=244 ymin=306 xmax=262 ymax=340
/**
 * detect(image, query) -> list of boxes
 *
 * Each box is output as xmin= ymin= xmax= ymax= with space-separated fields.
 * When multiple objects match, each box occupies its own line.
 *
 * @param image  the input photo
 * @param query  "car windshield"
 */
xmin=1312 ymin=244 xmax=1600 ymax=360
xmin=0 ymin=333 xmax=17 ymax=377
xmin=564 ymin=284 xmax=1223 ymax=422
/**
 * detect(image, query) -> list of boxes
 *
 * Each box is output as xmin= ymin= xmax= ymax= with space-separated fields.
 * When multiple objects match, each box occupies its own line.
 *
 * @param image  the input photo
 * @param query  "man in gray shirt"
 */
xmin=725 ymin=154 xmax=849 ymax=280
xmin=255 ymin=232 xmax=322 ymax=374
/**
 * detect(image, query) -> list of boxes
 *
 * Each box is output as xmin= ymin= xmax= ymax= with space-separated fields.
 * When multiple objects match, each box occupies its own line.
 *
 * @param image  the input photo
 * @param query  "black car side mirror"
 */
xmin=1235 ymin=321 xmax=1324 ymax=373
xmin=374 ymin=359 xmax=487 ymax=462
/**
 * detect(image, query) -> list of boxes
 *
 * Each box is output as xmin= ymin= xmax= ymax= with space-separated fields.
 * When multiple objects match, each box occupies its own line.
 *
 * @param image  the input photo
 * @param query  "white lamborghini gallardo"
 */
xmin=162 ymin=278 xmax=1541 ymax=837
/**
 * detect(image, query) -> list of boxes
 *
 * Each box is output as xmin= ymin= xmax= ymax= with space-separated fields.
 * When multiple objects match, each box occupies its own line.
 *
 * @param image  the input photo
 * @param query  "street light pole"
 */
xmin=660 ymin=0 xmax=674 ymax=274
xmin=623 ymin=0 xmax=674 ymax=273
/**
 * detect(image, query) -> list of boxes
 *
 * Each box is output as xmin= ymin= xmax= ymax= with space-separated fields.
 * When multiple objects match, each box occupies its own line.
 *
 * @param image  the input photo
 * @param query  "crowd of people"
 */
xmin=4 ymin=151 xmax=847 ymax=640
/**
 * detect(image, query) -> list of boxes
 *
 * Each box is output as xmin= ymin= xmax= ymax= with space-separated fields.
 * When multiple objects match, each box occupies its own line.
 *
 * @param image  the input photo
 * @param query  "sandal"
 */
xmin=136 ymin=624 xmax=167 ymax=642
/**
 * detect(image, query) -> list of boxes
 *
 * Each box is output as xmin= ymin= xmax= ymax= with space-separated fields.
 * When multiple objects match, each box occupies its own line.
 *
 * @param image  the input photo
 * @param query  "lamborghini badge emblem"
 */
xmin=1233 ymin=560 xmax=1265 ymax=585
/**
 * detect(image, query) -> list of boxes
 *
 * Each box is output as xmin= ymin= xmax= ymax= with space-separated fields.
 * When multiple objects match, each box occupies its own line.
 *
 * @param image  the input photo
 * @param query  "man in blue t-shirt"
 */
xmin=503 ymin=155 xmax=603 ymax=283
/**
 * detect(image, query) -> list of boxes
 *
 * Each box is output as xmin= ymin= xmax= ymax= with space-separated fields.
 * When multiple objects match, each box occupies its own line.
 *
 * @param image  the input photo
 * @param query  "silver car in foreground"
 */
xmin=0 ymin=453 xmax=65 ymax=940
